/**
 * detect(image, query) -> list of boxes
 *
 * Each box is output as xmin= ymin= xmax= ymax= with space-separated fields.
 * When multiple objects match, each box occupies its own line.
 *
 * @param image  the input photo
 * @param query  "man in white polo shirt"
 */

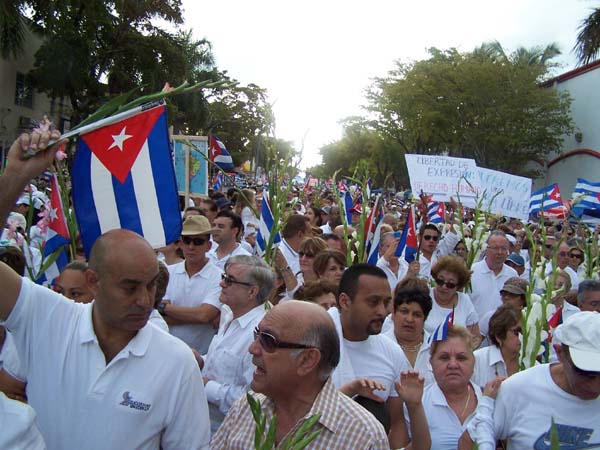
xmin=0 ymin=131 xmax=210 ymax=449
xmin=161 ymin=215 xmax=222 ymax=353
xmin=200 ymin=255 xmax=274 ymax=434
xmin=207 ymin=210 xmax=250 ymax=270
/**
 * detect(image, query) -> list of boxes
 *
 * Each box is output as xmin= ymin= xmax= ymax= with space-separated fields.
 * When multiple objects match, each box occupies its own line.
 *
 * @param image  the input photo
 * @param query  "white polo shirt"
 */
xmin=472 ymin=345 xmax=507 ymax=388
xmin=165 ymin=261 xmax=223 ymax=353
xmin=207 ymin=244 xmax=251 ymax=270
xmin=470 ymin=260 xmax=517 ymax=322
xmin=203 ymin=303 xmax=266 ymax=434
xmin=278 ymin=239 xmax=301 ymax=276
xmin=383 ymin=328 xmax=435 ymax=387
xmin=0 ymin=392 xmax=46 ymax=450
xmin=3 ymin=277 xmax=210 ymax=450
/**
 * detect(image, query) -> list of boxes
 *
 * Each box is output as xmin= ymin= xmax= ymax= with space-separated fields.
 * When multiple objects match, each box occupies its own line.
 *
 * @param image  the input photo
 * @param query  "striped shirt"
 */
xmin=210 ymin=378 xmax=389 ymax=449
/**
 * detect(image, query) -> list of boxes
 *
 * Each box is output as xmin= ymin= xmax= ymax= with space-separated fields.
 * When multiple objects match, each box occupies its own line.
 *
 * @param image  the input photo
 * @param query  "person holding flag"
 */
xmin=0 ymin=129 xmax=211 ymax=448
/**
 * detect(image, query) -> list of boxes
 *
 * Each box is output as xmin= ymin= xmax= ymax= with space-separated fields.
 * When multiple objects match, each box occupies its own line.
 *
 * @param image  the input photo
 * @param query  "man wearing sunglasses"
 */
xmin=162 ymin=215 xmax=223 ymax=354
xmin=211 ymin=300 xmax=390 ymax=449
xmin=417 ymin=222 xmax=460 ymax=280
xmin=201 ymin=255 xmax=274 ymax=435
xmin=463 ymin=312 xmax=600 ymax=450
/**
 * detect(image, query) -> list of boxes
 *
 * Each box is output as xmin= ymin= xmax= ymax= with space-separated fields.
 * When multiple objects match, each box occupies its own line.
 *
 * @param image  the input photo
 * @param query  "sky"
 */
xmin=181 ymin=0 xmax=596 ymax=169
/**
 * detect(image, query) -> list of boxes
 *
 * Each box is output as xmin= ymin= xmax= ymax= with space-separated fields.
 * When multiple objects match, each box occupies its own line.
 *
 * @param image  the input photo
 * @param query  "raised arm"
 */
xmin=0 ymin=131 xmax=64 ymax=321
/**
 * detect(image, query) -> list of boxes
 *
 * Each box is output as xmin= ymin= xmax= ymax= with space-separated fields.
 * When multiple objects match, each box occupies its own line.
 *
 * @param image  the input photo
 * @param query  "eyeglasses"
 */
xmin=181 ymin=236 xmax=208 ymax=246
xmin=422 ymin=235 xmax=439 ymax=242
xmin=434 ymin=278 xmax=458 ymax=289
xmin=487 ymin=246 xmax=510 ymax=253
xmin=569 ymin=253 xmax=584 ymax=259
xmin=298 ymin=252 xmax=315 ymax=258
xmin=221 ymin=273 xmax=254 ymax=288
xmin=253 ymin=326 xmax=315 ymax=353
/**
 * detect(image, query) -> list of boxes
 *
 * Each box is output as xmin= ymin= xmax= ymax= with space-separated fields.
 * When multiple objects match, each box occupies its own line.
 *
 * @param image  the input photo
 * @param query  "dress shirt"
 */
xmin=278 ymin=239 xmax=301 ymax=276
xmin=470 ymin=260 xmax=517 ymax=322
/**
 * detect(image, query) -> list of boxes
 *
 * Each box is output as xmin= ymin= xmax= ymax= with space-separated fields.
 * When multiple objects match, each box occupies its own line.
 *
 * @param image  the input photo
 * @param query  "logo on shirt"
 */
xmin=119 ymin=391 xmax=151 ymax=411
xmin=534 ymin=422 xmax=600 ymax=450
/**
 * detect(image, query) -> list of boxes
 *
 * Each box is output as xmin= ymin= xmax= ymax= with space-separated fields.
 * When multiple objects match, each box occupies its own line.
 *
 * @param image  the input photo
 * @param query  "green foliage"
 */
xmin=574 ymin=7 xmax=600 ymax=65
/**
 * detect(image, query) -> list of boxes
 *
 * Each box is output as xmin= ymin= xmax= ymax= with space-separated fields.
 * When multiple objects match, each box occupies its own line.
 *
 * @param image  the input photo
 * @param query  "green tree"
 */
xmin=365 ymin=44 xmax=574 ymax=175
xmin=574 ymin=6 xmax=600 ymax=65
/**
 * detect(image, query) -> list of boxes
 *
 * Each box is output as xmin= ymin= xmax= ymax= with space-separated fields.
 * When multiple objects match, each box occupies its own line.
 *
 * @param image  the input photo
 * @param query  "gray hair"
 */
xmin=577 ymin=279 xmax=600 ymax=305
xmin=486 ymin=229 xmax=507 ymax=243
xmin=291 ymin=318 xmax=340 ymax=381
xmin=225 ymin=255 xmax=275 ymax=303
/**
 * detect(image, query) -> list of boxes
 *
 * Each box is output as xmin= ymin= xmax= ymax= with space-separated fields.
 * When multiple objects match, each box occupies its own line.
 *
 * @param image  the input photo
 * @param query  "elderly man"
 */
xmin=577 ymin=279 xmax=600 ymax=312
xmin=0 ymin=132 xmax=210 ymax=449
xmin=211 ymin=301 xmax=390 ymax=449
xmin=470 ymin=231 xmax=518 ymax=321
xmin=207 ymin=210 xmax=250 ymax=270
xmin=200 ymin=255 xmax=274 ymax=434
xmin=161 ymin=215 xmax=222 ymax=353
xmin=545 ymin=241 xmax=580 ymax=290
xmin=463 ymin=312 xmax=600 ymax=450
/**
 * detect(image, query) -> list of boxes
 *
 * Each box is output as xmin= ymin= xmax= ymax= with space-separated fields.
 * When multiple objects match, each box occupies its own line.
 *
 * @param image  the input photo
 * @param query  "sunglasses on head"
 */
xmin=221 ymin=273 xmax=254 ymax=288
xmin=253 ymin=326 xmax=315 ymax=353
xmin=434 ymin=278 xmax=458 ymax=289
xmin=422 ymin=235 xmax=439 ymax=242
xmin=181 ymin=236 xmax=208 ymax=246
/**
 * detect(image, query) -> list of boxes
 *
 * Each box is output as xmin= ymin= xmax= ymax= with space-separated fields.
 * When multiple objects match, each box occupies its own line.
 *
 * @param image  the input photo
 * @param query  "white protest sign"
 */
xmin=404 ymin=154 xmax=479 ymax=205
xmin=476 ymin=167 xmax=532 ymax=220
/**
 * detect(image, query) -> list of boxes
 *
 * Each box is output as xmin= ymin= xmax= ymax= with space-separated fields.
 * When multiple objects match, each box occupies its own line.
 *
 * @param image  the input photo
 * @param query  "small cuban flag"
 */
xmin=71 ymin=101 xmax=182 ymax=257
xmin=36 ymin=173 xmax=70 ymax=285
xmin=213 ymin=172 xmax=223 ymax=191
xmin=395 ymin=205 xmax=419 ymax=263
xmin=428 ymin=202 xmax=445 ymax=224
xmin=209 ymin=134 xmax=235 ymax=171
xmin=429 ymin=309 xmax=455 ymax=343
xmin=257 ymin=193 xmax=281 ymax=254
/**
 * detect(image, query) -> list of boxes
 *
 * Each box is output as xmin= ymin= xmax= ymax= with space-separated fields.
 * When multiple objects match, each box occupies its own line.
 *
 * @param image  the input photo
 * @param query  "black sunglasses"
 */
xmin=221 ymin=273 xmax=254 ymax=288
xmin=569 ymin=253 xmax=583 ymax=259
xmin=434 ymin=278 xmax=458 ymax=289
xmin=181 ymin=236 xmax=208 ymax=246
xmin=422 ymin=235 xmax=439 ymax=242
xmin=298 ymin=252 xmax=315 ymax=258
xmin=253 ymin=326 xmax=315 ymax=353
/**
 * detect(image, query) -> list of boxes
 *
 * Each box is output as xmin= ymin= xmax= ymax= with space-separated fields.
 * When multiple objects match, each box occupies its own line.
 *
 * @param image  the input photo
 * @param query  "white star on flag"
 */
xmin=108 ymin=127 xmax=133 ymax=152
xmin=49 ymin=208 xmax=58 ymax=221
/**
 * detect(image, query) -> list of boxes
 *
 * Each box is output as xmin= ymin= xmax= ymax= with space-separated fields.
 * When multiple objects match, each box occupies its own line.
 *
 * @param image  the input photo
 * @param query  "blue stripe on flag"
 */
xmin=113 ymin=172 xmax=143 ymax=235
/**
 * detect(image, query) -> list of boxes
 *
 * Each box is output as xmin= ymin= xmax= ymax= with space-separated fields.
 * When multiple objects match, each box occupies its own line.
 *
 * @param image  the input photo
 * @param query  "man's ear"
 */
xmin=338 ymin=292 xmax=352 ymax=310
xmin=296 ymin=348 xmax=321 ymax=377
xmin=86 ymin=269 xmax=99 ymax=295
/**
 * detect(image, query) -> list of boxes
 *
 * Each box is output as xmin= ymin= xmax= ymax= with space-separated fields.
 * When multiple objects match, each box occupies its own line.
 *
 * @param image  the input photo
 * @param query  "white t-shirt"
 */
xmin=0 ymin=392 xmax=46 ymax=450
xmin=165 ymin=261 xmax=223 ymax=353
xmin=278 ymin=239 xmax=301 ymax=276
xmin=470 ymin=260 xmax=517 ymax=323
xmin=417 ymin=382 xmax=482 ymax=450
xmin=425 ymin=289 xmax=479 ymax=335
xmin=207 ymin=244 xmax=251 ymax=270
xmin=486 ymin=364 xmax=600 ymax=449
xmin=383 ymin=327 xmax=435 ymax=387
xmin=203 ymin=304 xmax=266 ymax=435
xmin=3 ymin=277 xmax=211 ymax=450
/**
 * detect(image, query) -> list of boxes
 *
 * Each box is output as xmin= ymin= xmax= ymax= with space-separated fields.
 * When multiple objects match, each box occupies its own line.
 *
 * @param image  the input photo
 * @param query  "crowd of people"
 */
xmin=1 ymin=130 xmax=600 ymax=449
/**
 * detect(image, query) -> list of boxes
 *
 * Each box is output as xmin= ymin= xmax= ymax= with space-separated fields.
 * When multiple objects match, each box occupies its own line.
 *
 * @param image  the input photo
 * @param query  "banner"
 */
xmin=405 ymin=154 xmax=478 ymax=205
xmin=172 ymin=135 xmax=209 ymax=198
xmin=476 ymin=167 xmax=532 ymax=221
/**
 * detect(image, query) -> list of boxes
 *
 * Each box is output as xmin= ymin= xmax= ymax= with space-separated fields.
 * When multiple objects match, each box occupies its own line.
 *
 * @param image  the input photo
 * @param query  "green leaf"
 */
xmin=75 ymin=86 xmax=141 ymax=129
xmin=550 ymin=418 xmax=561 ymax=450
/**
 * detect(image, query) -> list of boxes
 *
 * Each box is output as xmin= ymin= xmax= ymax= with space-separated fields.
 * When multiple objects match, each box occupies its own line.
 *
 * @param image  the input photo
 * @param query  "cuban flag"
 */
xmin=395 ymin=205 xmax=418 ymax=263
xmin=572 ymin=178 xmax=600 ymax=220
xmin=365 ymin=195 xmax=384 ymax=265
xmin=337 ymin=180 xmax=348 ymax=194
xmin=213 ymin=172 xmax=223 ymax=191
xmin=342 ymin=191 xmax=353 ymax=225
xmin=72 ymin=103 xmax=182 ymax=257
xmin=429 ymin=309 xmax=454 ymax=343
xmin=36 ymin=174 xmax=70 ymax=285
xmin=428 ymin=202 xmax=445 ymax=224
xmin=209 ymin=134 xmax=235 ymax=171
xmin=257 ymin=193 xmax=281 ymax=254
xmin=529 ymin=184 xmax=562 ymax=216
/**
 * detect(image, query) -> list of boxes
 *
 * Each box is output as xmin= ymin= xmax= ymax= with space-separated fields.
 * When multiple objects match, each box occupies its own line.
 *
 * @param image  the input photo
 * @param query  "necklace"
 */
xmin=399 ymin=341 xmax=422 ymax=353
xmin=459 ymin=384 xmax=471 ymax=419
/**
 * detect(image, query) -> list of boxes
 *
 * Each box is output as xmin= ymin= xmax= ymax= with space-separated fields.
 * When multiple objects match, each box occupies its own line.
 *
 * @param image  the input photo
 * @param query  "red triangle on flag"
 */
xmin=81 ymin=106 xmax=164 ymax=184
xmin=49 ymin=175 xmax=69 ymax=239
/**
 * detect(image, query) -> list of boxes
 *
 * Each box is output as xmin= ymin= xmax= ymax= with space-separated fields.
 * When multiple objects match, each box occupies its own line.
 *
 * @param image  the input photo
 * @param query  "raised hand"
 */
xmin=340 ymin=378 xmax=386 ymax=403
xmin=395 ymin=370 xmax=424 ymax=407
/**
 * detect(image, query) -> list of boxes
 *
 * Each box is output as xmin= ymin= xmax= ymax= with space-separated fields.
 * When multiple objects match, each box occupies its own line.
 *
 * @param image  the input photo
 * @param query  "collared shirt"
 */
xmin=165 ymin=260 xmax=222 ymax=353
xmin=210 ymin=378 xmax=389 ymax=449
xmin=472 ymin=345 xmax=506 ymax=388
xmin=376 ymin=256 xmax=409 ymax=293
xmin=207 ymin=243 xmax=251 ymax=270
xmin=383 ymin=328 xmax=435 ymax=387
xmin=544 ymin=263 xmax=580 ymax=290
xmin=470 ymin=260 xmax=517 ymax=322
xmin=278 ymin=239 xmax=301 ymax=276
xmin=3 ymin=277 xmax=210 ymax=450
xmin=203 ymin=304 xmax=266 ymax=434
xmin=417 ymin=230 xmax=461 ymax=280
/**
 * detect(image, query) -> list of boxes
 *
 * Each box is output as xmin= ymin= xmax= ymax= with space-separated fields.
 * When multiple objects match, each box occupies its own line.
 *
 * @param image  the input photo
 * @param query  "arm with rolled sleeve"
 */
xmin=436 ymin=227 xmax=461 ymax=257
xmin=204 ymin=354 xmax=254 ymax=416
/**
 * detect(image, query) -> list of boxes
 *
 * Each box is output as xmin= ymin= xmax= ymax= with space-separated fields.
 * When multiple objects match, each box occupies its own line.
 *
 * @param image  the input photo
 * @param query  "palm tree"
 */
xmin=0 ymin=1 xmax=27 ymax=59
xmin=574 ymin=6 xmax=600 ymax=65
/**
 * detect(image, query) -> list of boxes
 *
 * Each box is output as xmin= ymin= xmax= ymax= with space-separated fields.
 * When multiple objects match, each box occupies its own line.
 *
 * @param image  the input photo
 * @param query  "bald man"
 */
xmin=0 ymin=132 xmax=210 ymax=449
xmin=211 ymin=300 xmax=389 ymax=449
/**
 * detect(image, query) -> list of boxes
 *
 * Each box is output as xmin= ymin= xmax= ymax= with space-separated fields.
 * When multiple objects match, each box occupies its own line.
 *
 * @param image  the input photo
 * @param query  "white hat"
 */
xmin=554 ymin=311 xmax=600 ymax=372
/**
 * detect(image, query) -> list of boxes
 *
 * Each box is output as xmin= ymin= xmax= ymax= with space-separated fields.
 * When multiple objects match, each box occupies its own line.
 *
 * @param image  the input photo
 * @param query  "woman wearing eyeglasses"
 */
xmin=472 ymin=304 xmax=521 ymax=388
xmin=425 ymin=256 xmax=480 ymax=345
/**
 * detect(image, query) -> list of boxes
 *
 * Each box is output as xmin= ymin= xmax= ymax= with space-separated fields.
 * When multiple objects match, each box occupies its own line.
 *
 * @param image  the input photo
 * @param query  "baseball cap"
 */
xmin=16 ymin=195 xmax=31 ymax=206
xmin=215 ymin=197 xmax=231 ymax=210
xmin=321 ymin=205 xmax=331 ymax=215
xmin=181 ymin=215 xmax=217 ymax=236
xmin=500 ymin=277 xmax=528 ymax=296
xmin=554 ymin=311 xmax=600 ymax=372
xmin=506 ymin=253 xmax=525 ymax=267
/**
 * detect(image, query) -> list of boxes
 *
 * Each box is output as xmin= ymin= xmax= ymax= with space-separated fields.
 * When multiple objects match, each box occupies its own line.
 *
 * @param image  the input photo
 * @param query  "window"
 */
xmin=15 ymin=72 xmax=34 ymax=108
